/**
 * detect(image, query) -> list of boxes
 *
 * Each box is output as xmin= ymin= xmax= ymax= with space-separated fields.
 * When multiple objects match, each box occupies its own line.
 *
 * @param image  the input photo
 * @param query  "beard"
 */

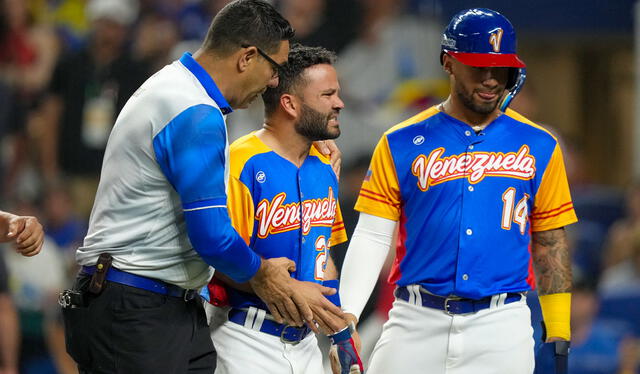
xmin=295 ymin=103 xmax=340 ymax=141
xmin=455 ymin=81 xmax=502 ymax=115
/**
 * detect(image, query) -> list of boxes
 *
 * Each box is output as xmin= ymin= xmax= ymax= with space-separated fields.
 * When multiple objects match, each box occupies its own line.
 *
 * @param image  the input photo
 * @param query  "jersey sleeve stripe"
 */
xmin=360 ymin=188 xmax=390 ymax=199
xmin=531 ymin=205 xmax=575 ymax=220
xmin=183 ymin=197 xmax=227 ymax=211
xmin=332 ymin=224 xmax=345 ymax=233
xmin=358 ymin=192 xmax=401 ymax=208
xmin=184 ymin=205 xmax=226 ymax=212
xmin=531 ymin=202 xmax=574 ymax=217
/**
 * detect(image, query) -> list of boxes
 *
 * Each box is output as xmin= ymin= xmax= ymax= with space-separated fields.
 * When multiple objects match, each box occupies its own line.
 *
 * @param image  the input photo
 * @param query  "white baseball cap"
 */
xmin=86 ymin=0 xmax=139 ymax=26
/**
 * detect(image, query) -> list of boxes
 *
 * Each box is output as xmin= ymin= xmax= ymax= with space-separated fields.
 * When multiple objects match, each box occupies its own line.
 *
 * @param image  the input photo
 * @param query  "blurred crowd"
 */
xmin=0 ymin=0 xmax=638 ymax=373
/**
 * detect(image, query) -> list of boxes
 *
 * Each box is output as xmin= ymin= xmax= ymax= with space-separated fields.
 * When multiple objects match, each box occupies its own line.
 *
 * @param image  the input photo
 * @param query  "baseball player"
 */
xmin=0 ymin=210 xmax=44 ymax=257
xmin=208 ymin=44 xmax=362 ymax=374
xmin=339 ymin=8 xmax=576 ymax=374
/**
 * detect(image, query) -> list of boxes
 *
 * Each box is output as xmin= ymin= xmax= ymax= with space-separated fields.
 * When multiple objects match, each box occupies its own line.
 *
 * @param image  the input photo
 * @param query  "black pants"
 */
xmin=62 ymin=276 xmax=216 ymax=374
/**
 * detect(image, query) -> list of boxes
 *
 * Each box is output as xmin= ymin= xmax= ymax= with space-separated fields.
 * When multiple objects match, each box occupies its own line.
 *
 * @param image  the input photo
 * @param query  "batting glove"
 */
xmin=329 ymin=327 xmax=363 ymax=374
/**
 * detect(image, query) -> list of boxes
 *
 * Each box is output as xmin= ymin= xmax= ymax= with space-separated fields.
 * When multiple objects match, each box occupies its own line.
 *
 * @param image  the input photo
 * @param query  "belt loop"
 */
xmin=253 ymin=308 xmax=267 ymax=330
xmin=490 ymin=294 xmax=499 ymax=309
xmin=407 ymin=286 xmax=415 ymax=305
xmin=411 ymin=285 xmax=422 ymax=306
xmin=497 ymin=293 xmax=507 ymax=307
xmin=245 ymin=307 xmax=258 ymax=330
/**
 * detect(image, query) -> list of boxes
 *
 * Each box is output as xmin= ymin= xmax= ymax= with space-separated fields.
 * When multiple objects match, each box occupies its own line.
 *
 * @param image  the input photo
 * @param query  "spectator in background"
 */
xmin=37 ymin=0 xmax=150 ymax=219
xmin=335 ymin=0 xmax=445 ymax=160
xmin=569 ymin=281 xmax=639 ymax=374
xmin=600 ymin=228 xmax=640 ymax=293
xmin=29 ymin=0 xmax=91 ymax=51
xmin=603 ymin=182 xmax=640 ymax=271
xmin=42 ymin=183 xmax=86 ymax=281
xmin=132 ymin=8 xmax=180 ymax=73
xmin=0 ymin=0 xmax=60 ymax=201
xmin=42 ymin=184 xmax=86 ymax=254
xmin=279 ymin=0 xmax=361 ymax=54
xmin=0 ymin=252 xmax=18 ymax=374
xmin=4 ymin=201 xmax=74 ymax=374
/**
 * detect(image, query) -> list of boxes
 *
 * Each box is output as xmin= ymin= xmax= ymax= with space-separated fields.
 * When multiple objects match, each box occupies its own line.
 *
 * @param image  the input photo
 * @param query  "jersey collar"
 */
xmin=179 ymin=52 xmax=233 ymax=115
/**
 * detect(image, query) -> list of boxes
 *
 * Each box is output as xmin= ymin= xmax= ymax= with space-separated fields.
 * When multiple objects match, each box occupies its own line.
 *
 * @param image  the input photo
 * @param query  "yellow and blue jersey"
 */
xmin=356 ymin=106 xmax=578 ymax=299
xmin=225 ymin=133 xmax=347 ymax=309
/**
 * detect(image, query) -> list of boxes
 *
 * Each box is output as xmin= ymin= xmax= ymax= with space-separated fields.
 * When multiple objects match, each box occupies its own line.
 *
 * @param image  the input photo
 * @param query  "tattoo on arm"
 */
xmin=531 ymin=227 xmax=572 ymax=295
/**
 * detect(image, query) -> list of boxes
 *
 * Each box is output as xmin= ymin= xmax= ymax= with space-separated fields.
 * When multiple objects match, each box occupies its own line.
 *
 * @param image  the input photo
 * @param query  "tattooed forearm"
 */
xmin=531 ymin=227 xmax=572 ymax=295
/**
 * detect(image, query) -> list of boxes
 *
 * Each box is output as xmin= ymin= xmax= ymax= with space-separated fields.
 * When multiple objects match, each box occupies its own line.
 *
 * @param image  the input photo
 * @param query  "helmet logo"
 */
xmin=442 ymin=35 xmax=456 ymax=49
xmin=489 ymin=28 xmax=504 ymax=53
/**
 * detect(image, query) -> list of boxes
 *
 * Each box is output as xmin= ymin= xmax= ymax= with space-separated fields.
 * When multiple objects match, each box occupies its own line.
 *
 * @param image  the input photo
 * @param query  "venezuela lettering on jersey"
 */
xmin=255 ymin=187 xmax=337 ymax=238
xmin=411 ymin=145 xmax=536 ymax=190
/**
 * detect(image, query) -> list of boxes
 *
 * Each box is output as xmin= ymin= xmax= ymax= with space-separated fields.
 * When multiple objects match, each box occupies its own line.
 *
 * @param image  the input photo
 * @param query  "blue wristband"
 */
xmin=329 ymin=327 xmax=351 ymax=343
xmin=324 ymin=279 xmax=341 ymax=307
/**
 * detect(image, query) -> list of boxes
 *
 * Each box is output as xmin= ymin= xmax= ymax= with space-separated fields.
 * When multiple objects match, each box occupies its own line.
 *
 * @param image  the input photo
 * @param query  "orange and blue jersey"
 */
xmin=355 ymin=106 xmax=578 ymax=299
xmin=224 ymin=133 xmax=347 ymax=309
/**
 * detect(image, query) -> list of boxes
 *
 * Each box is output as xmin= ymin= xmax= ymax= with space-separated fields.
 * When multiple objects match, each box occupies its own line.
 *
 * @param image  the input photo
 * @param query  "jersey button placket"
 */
xmin=297 ymin=170 xmax=304 ymax=273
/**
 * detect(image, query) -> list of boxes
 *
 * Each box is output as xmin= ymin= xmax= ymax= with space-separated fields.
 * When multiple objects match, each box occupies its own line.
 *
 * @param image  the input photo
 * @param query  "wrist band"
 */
xmin=538 ymin=293 xmax=571 ymax=340
xmin=324 ymin=279 xmax=341 ymax=307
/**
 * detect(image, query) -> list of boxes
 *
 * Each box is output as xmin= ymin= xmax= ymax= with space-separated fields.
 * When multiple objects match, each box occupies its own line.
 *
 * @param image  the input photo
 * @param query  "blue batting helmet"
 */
xmin=441 ymin=8 xmax=525 ymax=68
xmin=441 ymin=8 xmax=526 ymax=111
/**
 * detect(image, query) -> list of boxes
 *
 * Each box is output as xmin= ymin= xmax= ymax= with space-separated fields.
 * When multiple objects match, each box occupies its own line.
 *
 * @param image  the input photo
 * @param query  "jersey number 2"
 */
xmin=501 ymin=187 xmax=529 ymax=234
xmin=314 ymin=236 xmax=327 ymax=281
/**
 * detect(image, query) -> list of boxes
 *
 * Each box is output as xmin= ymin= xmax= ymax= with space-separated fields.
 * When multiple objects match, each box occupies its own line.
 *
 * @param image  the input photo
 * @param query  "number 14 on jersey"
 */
xmin=501 ymin=187 xmax=530 ymax=234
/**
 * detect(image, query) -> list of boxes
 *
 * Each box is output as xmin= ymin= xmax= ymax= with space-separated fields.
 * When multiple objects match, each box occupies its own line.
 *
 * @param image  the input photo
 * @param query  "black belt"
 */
xmin=228 ymin=308 xmax=312 ymax=345
xmin=395 ymin=286 xmax=523 ymax=315
xmin=81 ymin=265 xmax=199 ymax=301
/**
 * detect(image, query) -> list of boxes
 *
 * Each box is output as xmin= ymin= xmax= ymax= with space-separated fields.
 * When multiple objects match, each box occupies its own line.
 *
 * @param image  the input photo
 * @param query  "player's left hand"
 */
xmin=534 ymin=339 xmax=569 ymax=374
xmin=3 ymin=215 xmax=44 ymax=257
xmin=329 ymin=327 xmax=363 ymax=374
xmin=313 ymin=140 xmax=341 ymax=179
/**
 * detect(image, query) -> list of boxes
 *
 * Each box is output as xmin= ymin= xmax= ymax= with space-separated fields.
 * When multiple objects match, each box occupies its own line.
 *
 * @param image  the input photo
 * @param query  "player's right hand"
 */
xmin=249 ymin=257 xmax=303 ymax=326
xmin=249 ymin=258 xmax=345 ymax=332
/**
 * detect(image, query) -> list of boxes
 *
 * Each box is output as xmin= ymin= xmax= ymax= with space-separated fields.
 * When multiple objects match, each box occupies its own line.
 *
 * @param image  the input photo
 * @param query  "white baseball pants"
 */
xmin=367 ymin=287 xmax=535 ymax=374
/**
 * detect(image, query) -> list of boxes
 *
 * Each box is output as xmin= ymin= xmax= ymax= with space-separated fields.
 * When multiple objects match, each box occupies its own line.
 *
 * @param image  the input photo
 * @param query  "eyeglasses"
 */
xmin=242 ymin=44 xmax=284 ymax=79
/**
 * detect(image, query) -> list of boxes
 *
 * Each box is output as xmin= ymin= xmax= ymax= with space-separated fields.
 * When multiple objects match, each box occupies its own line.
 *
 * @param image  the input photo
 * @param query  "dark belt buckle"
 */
xmin=280 ymin=325 xmax=302 ymax=345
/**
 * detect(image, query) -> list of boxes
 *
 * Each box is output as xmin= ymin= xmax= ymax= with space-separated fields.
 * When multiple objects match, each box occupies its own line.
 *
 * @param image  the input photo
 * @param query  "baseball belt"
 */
xmin=228 ymin=307 xmax=312 ymax=345
xmin=395 ymin=286 xmax=524 ymax=315
xmin=81 ymin=265 xmax=199 ymax=301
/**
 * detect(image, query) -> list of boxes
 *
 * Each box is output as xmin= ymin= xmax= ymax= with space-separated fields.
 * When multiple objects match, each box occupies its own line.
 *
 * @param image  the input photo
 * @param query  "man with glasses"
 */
xmin=60 ymin=1 xmax=344 ymax=373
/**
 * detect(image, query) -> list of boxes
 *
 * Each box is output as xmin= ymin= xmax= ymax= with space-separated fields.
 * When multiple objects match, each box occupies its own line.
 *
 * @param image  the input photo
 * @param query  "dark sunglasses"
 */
xmin=241 ymin=44 xmax=284 ymax=79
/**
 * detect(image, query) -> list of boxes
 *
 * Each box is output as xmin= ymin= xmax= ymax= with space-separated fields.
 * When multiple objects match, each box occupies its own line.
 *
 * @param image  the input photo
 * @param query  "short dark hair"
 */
xmin=202 ymin=0 xmax=294 ymax=56
xmin=262 ymin=44 xmax=337 ymax=116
